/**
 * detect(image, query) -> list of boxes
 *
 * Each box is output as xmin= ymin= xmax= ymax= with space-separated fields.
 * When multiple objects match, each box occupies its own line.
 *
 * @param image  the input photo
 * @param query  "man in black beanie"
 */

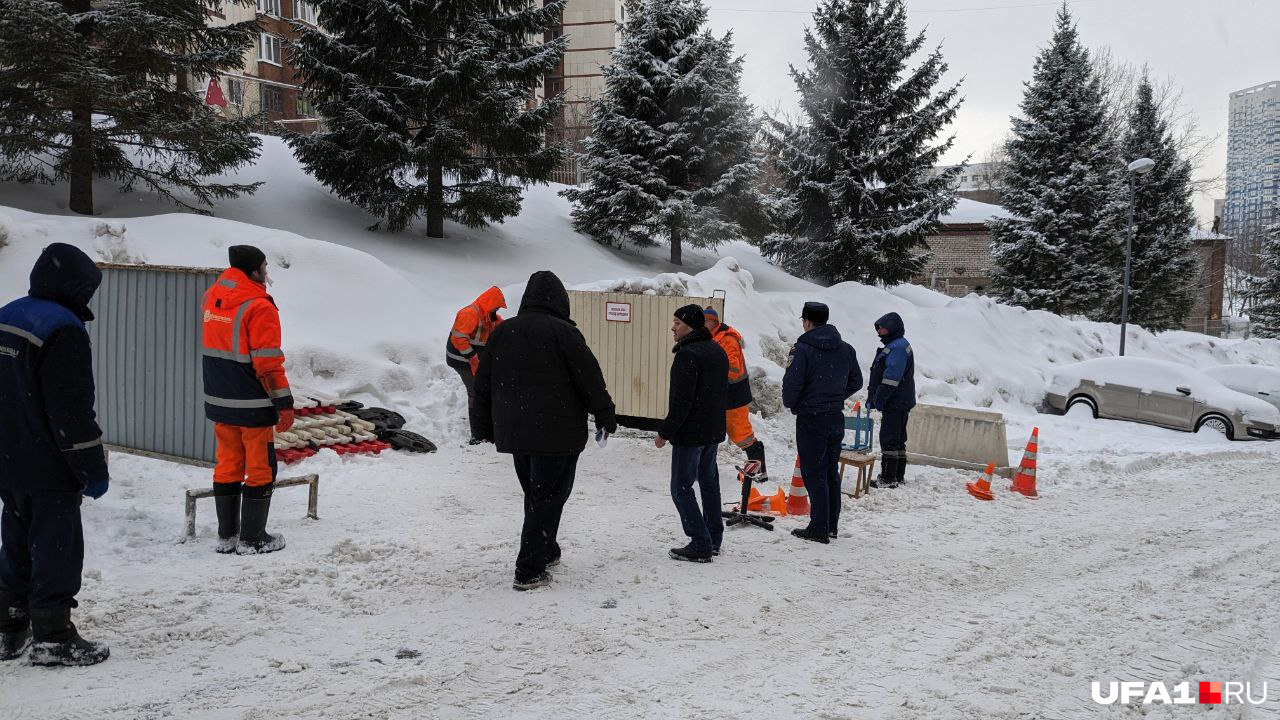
xmin=200 ymin=244 xmax=294 ymax=556
xmin=656 ymin=304 xmax=728 ymax=563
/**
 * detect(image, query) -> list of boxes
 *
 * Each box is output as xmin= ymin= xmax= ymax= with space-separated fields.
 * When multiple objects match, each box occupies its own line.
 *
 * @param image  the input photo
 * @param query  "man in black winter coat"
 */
xmin=781 ymin=302 xmax=861 ymax=543
xmin=475 ymin=271 xmax=616 ymax=591
xmin=656 ymin=305 xmax=728 ymax=563
xmin=0 ymin=244 xmax=110 ymax=666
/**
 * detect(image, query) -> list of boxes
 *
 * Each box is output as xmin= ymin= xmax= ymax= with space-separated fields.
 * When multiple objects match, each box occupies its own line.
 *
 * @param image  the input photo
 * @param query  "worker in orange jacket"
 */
xmin=446 ymin=286 xmax=506 ymax=444
xmin=201 ymin=245 xmax=293 ymax=556
xmin=704 ymin=307 xmax=768 ymax=482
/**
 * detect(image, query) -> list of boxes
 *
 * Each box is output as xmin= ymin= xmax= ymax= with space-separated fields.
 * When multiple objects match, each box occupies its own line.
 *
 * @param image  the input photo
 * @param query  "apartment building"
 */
xmin=1223 ymin=81 xmax=1280 ymax=274
xmin=543 ymin=0 xmax=630 ymax=183
xmin=201 ymin=0 xmax=321 ymax=134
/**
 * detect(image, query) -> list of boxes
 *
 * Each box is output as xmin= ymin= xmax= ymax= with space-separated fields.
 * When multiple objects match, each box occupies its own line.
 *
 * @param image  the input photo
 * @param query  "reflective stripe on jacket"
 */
xmin=201 ymin=268 xmax=293 ymax=428
xmin=445 ymin=286 xmax=506 ymax=368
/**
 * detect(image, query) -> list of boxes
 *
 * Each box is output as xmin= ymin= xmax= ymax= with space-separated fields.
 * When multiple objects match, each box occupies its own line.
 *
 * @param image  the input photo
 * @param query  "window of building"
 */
xmin=259 ymin=33 xmax=282 ymax=65
xmin=227 ymin=78 xmax=244 ymax=106
xmin=296 ymin=93 xmax=315 ymax=118
xmin=294 ymin=1 xmax=317 ymax=24
xmin=258 ymin=0 xmax=281 ymax=16
xmin=262 ymin=85 xmax=283 ymax=114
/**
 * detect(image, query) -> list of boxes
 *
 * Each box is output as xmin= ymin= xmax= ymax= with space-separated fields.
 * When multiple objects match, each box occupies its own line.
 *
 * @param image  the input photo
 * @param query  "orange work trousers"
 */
xmin=214 ymin=423 xmax=278 ymax=488
xmin=726 ymin=406 xmax=756 ymax=449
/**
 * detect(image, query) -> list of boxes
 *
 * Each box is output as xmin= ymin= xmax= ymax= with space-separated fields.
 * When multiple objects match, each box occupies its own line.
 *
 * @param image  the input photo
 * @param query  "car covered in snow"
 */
xmin=1201 ymin=364 xmax=1280 ymax=414
xmin=1045 ymin=357 xmax=1280 ymax=440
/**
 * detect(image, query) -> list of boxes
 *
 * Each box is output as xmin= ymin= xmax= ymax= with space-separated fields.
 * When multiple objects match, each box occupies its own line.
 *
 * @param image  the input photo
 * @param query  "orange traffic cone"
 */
xmin=1009 ymin=428 xmax=1040 ymax=499
xmin=786 ymin=456 xmax=810 ymax=516
xmin=769 ymin=487 xmax=788 ymax=515
xmin=966 ymin=462 xmax=997 ymax=501
xmin=744 ymin=484 xmax=767 ymax=511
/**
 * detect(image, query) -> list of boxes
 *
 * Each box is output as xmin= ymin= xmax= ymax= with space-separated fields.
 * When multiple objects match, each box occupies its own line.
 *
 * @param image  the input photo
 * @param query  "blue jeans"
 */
xmin=796 ymin=412 xmax=845 ymax=535
xmin=669 ymin=444 xmax=723 ymax=551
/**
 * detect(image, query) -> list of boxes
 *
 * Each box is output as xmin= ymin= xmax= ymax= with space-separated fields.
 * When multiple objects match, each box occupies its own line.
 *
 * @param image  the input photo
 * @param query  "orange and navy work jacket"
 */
xmin=445 ymin=286 xmax=505 ymax=372
xmin=201 ymin=268 xmax=293 ymax=428
xmin=712 ymin=323 xmax=753 ymax=409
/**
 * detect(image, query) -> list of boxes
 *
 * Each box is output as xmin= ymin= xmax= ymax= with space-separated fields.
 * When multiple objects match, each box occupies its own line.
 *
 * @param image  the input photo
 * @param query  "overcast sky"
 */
xmin=701 ymin=0 xmax=1280 ymax=224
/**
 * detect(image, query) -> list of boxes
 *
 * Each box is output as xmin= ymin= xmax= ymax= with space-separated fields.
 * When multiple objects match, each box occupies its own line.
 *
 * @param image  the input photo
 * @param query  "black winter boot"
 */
xmin=744 ymin=440 xmax=769 ymax=483
xmin=213 ymin=482 xmax=243 ymax=554
xmin=896 ymin=454 xmax=908 ymax=485
xmin=0 ymin=592 xmax=30 ymax=661
xmin=871 ymin=457 xmax=901 ymax=489
xmin=28 ymin=608 xmax=109 ymax=667
xmin=669 ymin=543 xmax=714 ymax=563
xmin=237 ymin=483 xmax=285 ymax=555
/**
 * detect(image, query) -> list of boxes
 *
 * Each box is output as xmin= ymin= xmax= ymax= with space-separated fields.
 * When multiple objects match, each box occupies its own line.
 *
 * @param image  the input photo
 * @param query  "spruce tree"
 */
xmin=759 ymin=0 xmax=962 ymax=286
xmin=562 ymin=0 xmax=761 ymax=266
xmin=1115 ymin=75 xmax=1198 ymax=331
xmin=1248 ymin=224 xmax=1280 ymax=338
xmin=989 ymin=6 xmax=1128 ymax=318
xmin=289 ymin=0 xmax=566 ymax=238
xmin=0 ymin=0 xmax=262 ymax=215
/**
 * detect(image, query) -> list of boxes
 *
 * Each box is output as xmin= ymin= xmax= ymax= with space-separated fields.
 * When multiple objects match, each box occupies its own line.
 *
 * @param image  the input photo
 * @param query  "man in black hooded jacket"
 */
xmin=0 ymin=244 xmax=110 ymax=666
xmin=475 ymin=271 xmax=616 ymax=591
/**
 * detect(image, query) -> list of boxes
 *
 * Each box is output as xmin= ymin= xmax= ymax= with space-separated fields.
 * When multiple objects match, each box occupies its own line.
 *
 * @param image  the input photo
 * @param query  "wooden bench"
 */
xmin=184 ymin=474 xmax=320 ymax=541
xmin=838 ymin=451 xmax=875 ymax=499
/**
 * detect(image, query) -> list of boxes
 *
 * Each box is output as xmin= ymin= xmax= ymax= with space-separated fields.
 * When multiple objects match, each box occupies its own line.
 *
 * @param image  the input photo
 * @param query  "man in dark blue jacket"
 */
xmin=0 ymin=244 xmax=110 ymax=666
xmin=782 ymin=302 xmax=862 ymax=543
xmin=867 ymin=312 xmax=916 ymax=488
xmin=656 ymin=304 xmax=728 ymax=563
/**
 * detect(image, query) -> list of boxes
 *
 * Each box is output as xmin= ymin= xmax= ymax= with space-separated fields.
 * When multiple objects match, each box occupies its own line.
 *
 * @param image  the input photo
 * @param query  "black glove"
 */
xmin=596 ymin=411 xmax=618 ymax=436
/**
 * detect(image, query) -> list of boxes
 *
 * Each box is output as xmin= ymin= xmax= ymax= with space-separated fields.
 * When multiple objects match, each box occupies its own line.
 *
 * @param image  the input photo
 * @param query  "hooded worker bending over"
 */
xmin=703 ymin=307 xmax=768 ymax=482
xmin=446 ymin=286 xmax=506 ymax=444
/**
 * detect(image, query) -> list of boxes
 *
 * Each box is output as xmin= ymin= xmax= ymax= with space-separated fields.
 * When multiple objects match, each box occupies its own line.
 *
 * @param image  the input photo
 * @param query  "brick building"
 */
xmin=199 ymin=0 xmax=321 ymax=135
xmin=917 ymin=199 xmax=1228 ymax=336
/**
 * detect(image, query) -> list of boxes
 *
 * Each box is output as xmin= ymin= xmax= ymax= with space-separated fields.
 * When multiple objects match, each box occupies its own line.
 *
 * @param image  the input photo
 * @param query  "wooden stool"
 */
xmin=838 ymin=451 xmax=875 ymax=499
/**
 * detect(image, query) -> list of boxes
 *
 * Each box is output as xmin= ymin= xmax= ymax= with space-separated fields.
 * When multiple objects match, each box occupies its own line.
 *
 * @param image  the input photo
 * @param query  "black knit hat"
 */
xmin=673 ymin=303 xmax=705 ymax=330
xmin=228 ymin=245 xmax=267 ymax=276
xmin=801 ymin=301 xmax=829 ymax=324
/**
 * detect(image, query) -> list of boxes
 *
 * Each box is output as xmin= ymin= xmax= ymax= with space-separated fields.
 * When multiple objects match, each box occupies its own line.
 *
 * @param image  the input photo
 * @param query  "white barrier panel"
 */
xmin=905 ymin=403 xmax=1013 ymax=477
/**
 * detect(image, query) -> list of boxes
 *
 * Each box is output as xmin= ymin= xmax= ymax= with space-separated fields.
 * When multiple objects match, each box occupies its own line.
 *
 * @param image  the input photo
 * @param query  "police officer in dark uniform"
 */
xmin=781 ymin=302 xmax=862 ymax=543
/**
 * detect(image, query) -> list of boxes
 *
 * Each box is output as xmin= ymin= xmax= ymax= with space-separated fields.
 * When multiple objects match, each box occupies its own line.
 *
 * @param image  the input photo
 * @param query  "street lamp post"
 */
xmin=1119 ymin=157 xmax=1156 ymax=356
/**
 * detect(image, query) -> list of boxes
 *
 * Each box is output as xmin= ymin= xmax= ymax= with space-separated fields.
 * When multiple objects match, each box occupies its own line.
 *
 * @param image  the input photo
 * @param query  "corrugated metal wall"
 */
xmin=89 ymin=264 xmax=221 ymax=465
xmin=567 ymin=291 xmax=725 ymax=421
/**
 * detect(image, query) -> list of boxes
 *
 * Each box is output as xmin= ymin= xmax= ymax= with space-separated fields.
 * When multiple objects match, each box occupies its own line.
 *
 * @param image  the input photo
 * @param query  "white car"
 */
xmin=1045 ymin=357 xmax=1280 ymax=440
xmin=1202 ymin=364 xmax=1280 ymax=414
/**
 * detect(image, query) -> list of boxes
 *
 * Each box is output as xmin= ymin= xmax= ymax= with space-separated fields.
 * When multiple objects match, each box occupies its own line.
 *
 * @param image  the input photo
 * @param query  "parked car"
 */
xmin=1045 ymin=357 xmax=1280 ymax=440
xmin=1202 ymin=365 xmax=1280 ymax=414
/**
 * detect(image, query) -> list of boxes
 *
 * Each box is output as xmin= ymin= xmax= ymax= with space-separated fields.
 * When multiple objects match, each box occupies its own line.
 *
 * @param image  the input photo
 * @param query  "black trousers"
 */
xmin=513 ymin=453 xmax=579 ymax=582
xmin=450 ymin=361 xmax=482 ymax=440
xmin=0 ymin=488 xmax=84 ymax=610
xmin=880 ymin=407 xmax=911 ymax=480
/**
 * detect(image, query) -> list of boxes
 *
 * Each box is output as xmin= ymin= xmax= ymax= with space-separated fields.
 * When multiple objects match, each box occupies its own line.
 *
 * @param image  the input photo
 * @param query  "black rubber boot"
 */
xmin=213 ymin=482 xmax=243 ymax=554
xmin=237 ymin=483 xmax=285 ymax=555
xmin=744 ymin=440 xmax=768 ymax=483
xmin=871 ymin=457 xmax=901 ymax=489
xmin=28 ymin=608 xmax=109 ymax=667
xmin=896 ymin=455 xmax=908 ymax=485
xmin=0 ymin=592 xmax=30 ymax=661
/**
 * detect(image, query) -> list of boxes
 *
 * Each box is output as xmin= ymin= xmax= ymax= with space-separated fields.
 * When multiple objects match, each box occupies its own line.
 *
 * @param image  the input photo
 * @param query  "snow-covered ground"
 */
xmin=2 ymin=137 xmax=1280 ymax=717
xmin=3 ymin=423 xmax=1280 ymax=719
